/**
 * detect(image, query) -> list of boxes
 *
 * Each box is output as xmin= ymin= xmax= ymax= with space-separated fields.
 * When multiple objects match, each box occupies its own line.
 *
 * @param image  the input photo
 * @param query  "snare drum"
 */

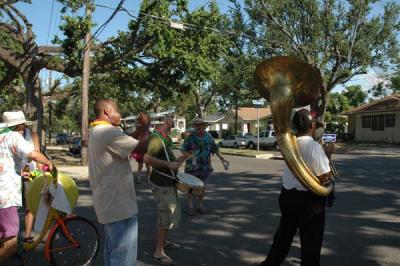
xmin=176 ymin=173 xmax=204 ymax=195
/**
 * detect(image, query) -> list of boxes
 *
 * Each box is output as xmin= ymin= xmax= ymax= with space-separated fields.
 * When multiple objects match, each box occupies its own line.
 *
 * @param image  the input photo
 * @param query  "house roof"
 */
xmin=204 ymin=113 xmax=225 ymax=123
xmin=236 ymin=107 xmax=272 ymax=121
xmin=342 ymin=94 xmax=400 ymax=115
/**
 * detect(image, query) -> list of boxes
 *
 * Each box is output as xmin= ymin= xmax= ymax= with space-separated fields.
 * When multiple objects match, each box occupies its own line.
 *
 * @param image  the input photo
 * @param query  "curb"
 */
xmin=221 ymin=151 xmax=275 ymax=159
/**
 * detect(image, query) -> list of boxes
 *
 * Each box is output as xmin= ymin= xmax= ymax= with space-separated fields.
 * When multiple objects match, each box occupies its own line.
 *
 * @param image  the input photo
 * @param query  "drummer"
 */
xmin=181 ymin=118 xmax=229 ymax=215
xmin=144 ymin=116 xmax=184 ymax=266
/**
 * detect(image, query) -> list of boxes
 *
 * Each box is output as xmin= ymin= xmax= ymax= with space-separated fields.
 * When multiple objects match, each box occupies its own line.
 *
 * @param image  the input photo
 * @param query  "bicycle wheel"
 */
xmin=48 ymin=216 xmax=100 ymax=266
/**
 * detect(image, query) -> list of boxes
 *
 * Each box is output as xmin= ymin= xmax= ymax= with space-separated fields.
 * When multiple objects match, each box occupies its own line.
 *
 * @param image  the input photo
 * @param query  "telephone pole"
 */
xmin=81 ymin=2 xmax=92 ymax=165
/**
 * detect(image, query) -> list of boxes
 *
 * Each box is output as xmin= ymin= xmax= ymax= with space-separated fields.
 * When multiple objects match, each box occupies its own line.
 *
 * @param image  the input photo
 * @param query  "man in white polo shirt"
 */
xmin=256 ymin=109 xmax=334 ymax=266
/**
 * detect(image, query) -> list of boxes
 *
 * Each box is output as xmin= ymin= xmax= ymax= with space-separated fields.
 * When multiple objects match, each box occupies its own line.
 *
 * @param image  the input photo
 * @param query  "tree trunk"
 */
xmin=23 ymin=70 xmax=44 ymax=152
xmin=318 ymin=83 xmax=330 ymax=123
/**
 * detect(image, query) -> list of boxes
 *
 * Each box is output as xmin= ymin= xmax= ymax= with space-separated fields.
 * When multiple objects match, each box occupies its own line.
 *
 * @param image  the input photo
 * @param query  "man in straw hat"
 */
xmin=3 ymin=111 xmax=40 ymax=243
xmin=0 ymin=114 xmax=52 ymax=263
xmin=181 ymin=117 xmax=229 ymax=216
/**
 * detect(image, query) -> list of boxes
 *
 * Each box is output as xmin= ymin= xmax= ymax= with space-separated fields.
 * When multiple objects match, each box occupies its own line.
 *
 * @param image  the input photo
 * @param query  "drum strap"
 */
xmin=158 ymin=135 xmax=178 ymax=181
xmin=153 ymin=169 xmax=177 ymax=181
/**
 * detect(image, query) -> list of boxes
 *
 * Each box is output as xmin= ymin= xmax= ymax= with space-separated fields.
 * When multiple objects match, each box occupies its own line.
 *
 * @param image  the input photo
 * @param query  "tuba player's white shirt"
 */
xmin=282 ymin=136 xmax=331 ymax=191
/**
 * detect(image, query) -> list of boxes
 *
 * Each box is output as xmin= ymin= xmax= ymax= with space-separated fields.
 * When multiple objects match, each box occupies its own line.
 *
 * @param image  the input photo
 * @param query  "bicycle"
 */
xmin=14 ymin=166 xmax=100 ymax=266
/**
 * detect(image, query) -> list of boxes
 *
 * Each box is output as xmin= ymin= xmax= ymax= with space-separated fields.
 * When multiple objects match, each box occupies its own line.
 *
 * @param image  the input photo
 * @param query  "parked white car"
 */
xmin=259 ymin=130 xmax=278 ymax=149
xmin=245 ymin=131 xmax=278 ymax=149
xmin=219 ymin=135 xmax=247 ymax=148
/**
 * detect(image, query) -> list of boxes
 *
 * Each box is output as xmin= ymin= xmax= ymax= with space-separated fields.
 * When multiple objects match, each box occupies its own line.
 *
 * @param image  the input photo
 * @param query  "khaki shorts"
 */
xmin=152 ymin=185 xmax=181 ymax=230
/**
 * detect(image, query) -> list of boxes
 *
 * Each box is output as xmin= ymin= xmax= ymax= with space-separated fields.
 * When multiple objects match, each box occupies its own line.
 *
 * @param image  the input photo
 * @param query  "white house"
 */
xmin=342 ymin=94 xmax=400 ymax=143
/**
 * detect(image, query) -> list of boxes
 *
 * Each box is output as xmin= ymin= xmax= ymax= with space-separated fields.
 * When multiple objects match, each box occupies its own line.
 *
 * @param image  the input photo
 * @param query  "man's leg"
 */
xmin=24 ymin=211 xmax=34 ymax=240
xmin=136 ymin=162 xmax=143 ymax=184
xmin=299 ymin=208 xmax=325 ymax=266
xmin=0 ymin=207 xmax=20 ymax=263
xmin=187 ymin=193 xmax=194 ymax=214
xmin=260 ymin=189 xmax=302 ymax=266
xmin=154 ymin=228 xmax=169 ymax=257
xmin=103 ymin=215 xmax=138 ymax=266
xmin=146 ymin=163 xmax=152 ymax=181
xmin=0 ymin=237 xmax=18 ymax=264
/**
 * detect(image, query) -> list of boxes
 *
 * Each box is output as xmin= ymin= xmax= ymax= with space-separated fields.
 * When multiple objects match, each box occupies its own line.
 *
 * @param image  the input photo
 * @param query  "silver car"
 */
xmin=219 ymin=135 xmax=247 ymax=149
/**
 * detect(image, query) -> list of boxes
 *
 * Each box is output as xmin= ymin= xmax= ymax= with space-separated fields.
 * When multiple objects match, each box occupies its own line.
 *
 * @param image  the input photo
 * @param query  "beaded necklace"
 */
xmin=152 ymin=130 xmax=174 ymax=147
xmin=0 ymin=127 xmax=11 ymax=135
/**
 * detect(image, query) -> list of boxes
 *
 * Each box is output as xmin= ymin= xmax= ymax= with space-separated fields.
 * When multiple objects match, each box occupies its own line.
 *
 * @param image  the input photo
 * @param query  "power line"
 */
xmin=46 ymin=0 xmax=55 ymax=44
xmin=53 ymin=0 xmax=61 ymax=39
xmin=94 ymin=3 xmax=364 ymax=60
xmin=91 ymin=0 xmax=126 ymax=41
xmin=81 ymin=0 xmax=126 ymax=52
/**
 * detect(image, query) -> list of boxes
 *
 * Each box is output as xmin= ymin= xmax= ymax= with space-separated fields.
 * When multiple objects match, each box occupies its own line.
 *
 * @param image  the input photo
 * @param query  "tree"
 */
xmin=368 ymin=81 xmax=388 ymax=99
xmin=176 ymin=1 xmax=231 ymax=118
xmin=216 ymin=1 xmax=258 ymax=133
xmin=0 ymin=0 xmax=195 ymax=146
xmin=325 ymin=85 xmax=366 ymax=135
xmin=342 ymin=85 xmax=367 ymax=107
xmin=244 ymin=0 xmax=400 ymax=121
xmin=388 ymin=73 xmax=400 ymax=94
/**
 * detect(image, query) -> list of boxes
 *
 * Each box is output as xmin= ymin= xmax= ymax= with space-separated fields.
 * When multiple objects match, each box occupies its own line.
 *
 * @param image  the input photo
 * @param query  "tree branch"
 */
xmin=0 ymin=65 xmax=17 ymax=88
xmin=0 ymin=46 xmax=20 ymax=68
xmin=0 ymin=23 xmax=24 ymax=43
xmin=260 ymin=1 xmax=311 ymax=62
xmin=38 ymin=46 xmax=63 ymax=54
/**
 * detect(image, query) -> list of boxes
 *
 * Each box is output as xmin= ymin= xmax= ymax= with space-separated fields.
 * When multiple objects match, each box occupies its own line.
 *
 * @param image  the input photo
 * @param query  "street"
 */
xmin=6 ymin=148 xmax=400 ymax=266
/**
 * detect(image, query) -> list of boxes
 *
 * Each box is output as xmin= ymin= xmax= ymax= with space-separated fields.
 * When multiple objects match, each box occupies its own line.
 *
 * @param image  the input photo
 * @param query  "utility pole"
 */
xmin=256 ymin=106 xmax=259 ymax=152
xmin=81 ymin=2 xmax=92 ymax=165
xmin=252 ymin=99 xmax=265 ymax=152
xmin=48 ymin=70 xmax=53 ymax=144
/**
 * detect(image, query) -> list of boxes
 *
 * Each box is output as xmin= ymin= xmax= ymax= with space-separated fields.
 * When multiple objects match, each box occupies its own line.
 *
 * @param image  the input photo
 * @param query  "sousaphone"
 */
xmin=254 ymin=56 xmax=333 ymax=196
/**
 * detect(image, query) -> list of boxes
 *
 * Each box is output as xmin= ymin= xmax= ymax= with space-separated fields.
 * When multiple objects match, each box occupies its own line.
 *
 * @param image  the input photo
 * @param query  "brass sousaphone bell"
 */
xmin=254 ymin=56 xmax=333 ymax=196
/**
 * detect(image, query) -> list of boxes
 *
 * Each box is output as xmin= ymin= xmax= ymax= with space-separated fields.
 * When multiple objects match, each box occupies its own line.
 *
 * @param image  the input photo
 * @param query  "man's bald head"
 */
xmin=94 ymin=99 xmax=116 ymax=117
xmin=93 ymin=99 xmax=121 ymax=126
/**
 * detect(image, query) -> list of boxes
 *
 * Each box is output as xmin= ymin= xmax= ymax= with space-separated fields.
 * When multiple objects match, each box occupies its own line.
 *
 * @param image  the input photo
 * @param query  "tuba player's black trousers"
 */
xmin=261 ymin=187 xmax=326 ymax=266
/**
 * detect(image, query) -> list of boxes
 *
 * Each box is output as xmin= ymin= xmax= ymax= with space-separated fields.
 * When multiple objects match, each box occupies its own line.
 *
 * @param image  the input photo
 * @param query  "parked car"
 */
xmin=55 ymin=133 xmax=70 ymax=145
xmin=218 ymin=135 xmax=247 ymax=148
xmin=244 ymin=131 xmax=278 ymax=149
xmin=259 ymin=130 xmax=278 ymax=149
xmin=69 ymin=137 xmax=81 ymax=154
xmin=243 ymin=133 xmax=258 ymax=149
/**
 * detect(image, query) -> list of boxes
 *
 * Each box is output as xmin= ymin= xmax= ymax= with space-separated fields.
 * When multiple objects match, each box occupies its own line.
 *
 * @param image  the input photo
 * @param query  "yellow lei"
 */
xmin=90 ymin=120 xmax=111 ymax=127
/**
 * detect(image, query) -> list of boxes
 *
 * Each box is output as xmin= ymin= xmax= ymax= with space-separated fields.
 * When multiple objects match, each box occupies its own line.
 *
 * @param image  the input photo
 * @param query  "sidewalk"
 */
xmin=57 ymin=166 xmax=89 ymax=180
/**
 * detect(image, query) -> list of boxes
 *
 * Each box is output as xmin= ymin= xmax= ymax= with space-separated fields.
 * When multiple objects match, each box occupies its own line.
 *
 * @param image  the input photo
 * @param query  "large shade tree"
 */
xmin=244 ymin=0 xmax=400 ymax=121
xmin=0 ymin=0 xmax=199 ymax=144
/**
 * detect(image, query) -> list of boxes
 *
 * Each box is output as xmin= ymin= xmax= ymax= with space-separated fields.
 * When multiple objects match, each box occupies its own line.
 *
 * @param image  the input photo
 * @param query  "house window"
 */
xmin=362 ymin=114 xmax=394 ymax=131
xmin=385 ymin=114 xmax=395 ymax=127
xmin=371 ymin=115 xmax=384 ymax=131
xmin=362 ymin=115 xmax=371 ymax=128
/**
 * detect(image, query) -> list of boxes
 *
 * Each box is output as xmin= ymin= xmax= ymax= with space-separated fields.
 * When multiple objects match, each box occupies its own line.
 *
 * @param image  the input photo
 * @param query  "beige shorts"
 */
xmin=152 ymin=185 xmax=181 ymax=230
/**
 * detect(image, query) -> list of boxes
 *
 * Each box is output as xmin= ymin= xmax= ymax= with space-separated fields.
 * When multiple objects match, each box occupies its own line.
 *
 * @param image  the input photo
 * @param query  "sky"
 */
xmin=14 ymin=0 xmax=385 ymax=94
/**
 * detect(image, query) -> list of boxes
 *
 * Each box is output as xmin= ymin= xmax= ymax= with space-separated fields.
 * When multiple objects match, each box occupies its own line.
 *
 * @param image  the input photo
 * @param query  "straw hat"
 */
xmin=190 ymin=117 xmax=209 ymax=125
xmin=3 ymin=111 xmax=33 ymax=127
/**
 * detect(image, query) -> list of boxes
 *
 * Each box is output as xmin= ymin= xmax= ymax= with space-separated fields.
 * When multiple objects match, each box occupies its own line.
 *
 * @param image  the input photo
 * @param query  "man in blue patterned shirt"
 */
xmin=181 ymin=118 xmax=229 ymax=215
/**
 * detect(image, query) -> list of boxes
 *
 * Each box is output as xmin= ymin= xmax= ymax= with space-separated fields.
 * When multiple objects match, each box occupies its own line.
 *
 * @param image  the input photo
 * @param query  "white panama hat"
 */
xmin=2 ymin=111 xmax=33 ymax=127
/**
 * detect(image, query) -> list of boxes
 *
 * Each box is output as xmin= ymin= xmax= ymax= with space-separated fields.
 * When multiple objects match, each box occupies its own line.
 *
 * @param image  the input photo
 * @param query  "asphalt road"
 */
xmin=5 ymin=149 xmax=400 ymax=266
